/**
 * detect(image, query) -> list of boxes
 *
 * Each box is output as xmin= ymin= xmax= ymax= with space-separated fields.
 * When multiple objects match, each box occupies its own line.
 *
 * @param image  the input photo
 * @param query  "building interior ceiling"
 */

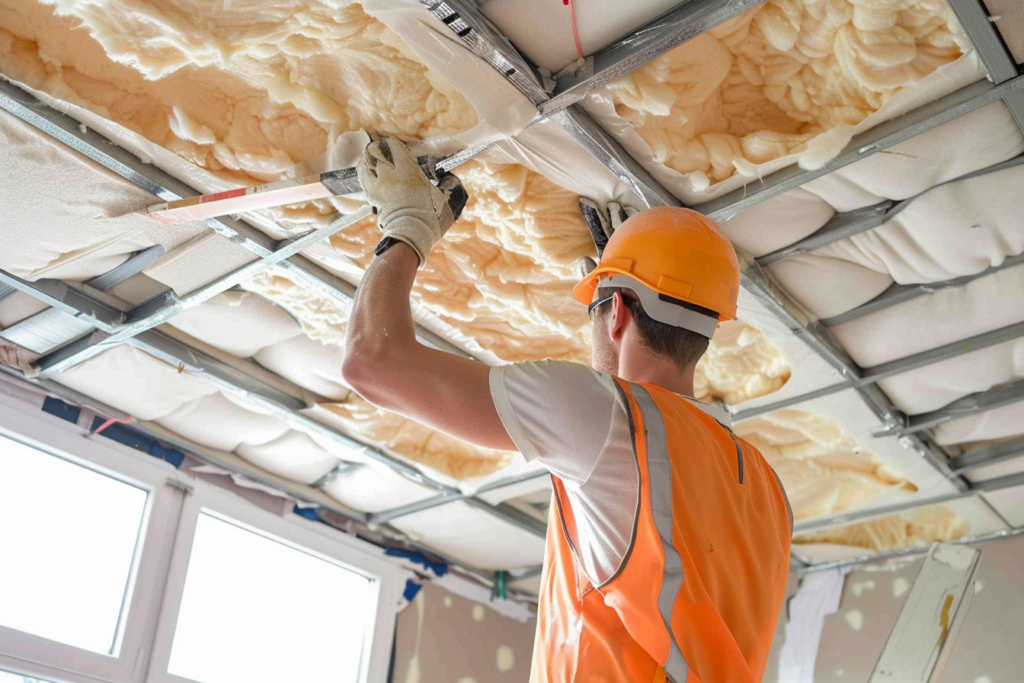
xmin=1 ymin=0 xmax=1024 ymax=597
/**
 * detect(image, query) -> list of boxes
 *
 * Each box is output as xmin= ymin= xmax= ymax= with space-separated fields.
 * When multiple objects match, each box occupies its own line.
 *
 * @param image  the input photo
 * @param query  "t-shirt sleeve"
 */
xmin=489 ymin=360 xmax=622 ymax=485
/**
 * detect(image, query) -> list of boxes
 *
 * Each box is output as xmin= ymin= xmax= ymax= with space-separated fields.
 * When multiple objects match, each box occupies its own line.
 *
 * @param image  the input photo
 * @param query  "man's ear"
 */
xmin=610 ymin=291 xmax=631 ymax=341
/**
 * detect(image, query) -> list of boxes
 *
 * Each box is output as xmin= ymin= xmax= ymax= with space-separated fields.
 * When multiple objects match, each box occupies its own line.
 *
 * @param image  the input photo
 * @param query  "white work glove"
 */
xmin=357 ymin=137 xmax=468 ymax=267
xmin=575 ymin=198 xmax=638 ymax=278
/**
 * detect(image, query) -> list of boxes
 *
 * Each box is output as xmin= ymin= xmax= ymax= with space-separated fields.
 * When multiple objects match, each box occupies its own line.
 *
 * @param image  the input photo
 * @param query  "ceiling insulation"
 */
xmin=794 ymin=504 xmax=971 ymax=552
xmin=734 ymin=409 xmax=919 ymax=522
xmin=0 ymin=0 xmax=478 ymax=183
xmin=597 ymin=0 xmax=968 ymax=185
xmin=1 ymin=0 xmax=1023 ymax=576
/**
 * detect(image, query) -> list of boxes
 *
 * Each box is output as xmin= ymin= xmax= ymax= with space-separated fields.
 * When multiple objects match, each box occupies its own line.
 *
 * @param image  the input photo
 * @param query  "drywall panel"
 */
xmin=391 ymin=581 xmax=537 ymax=683
xmin=982 ymin=486 xmax=1024 ymax=526
xmin=766 ymin=534 xmax=1024 ymax=683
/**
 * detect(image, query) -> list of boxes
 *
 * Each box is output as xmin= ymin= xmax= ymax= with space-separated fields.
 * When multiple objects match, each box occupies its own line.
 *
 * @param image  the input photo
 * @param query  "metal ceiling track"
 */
xmin=756 ymin=154 xmax=1024 ymax=267
xmin=0 ymin=268 xmax=549 ymax=539
xmin=793 ymin=490 xmax=978 ymax=536
xmin=950 ymin=435 xmax=1024 ymax=475
xmin=696 ymin=74 xmax=1024 ymax=220
xmin=369 ymin=469 xmax=549 ymax=525
xmin=890 ymin=379 xmax=1024 ymax=438
xmin=0 ymin=78 xmax=482 ymax=367
xmin=33 ymin=207 xmax=373 ymax=375
xmin=423 ymin=0 xmax=765 ymax=209
xmin=948 ymin=0 xmax=1024 ymax=132
xmin=821 ymin=250 xmax=1024 ymax=328
xmin=798 ymin=525 xmax=1024 ymax=574
xmin=792 ymin=461 xmax=1024 ymax=537
xmin=733 ymin=320 xmax=1024 ymax=421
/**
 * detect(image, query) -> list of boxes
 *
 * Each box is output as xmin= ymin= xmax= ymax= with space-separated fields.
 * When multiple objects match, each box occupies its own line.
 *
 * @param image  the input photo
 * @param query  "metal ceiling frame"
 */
xmin=0 ymin=364 xmax=539 ymax=600
xmin=951 ymin=435 xmax=1024 ymax=475
xmin=0 ymin=268 xmax=550 ymax=540
xmin=424 ymin=0 xmax=1024 ymax=548
xmin=820 ymin=250 xmax=1024 ymax=328
xmin=696 ymin=73 xmax=1024 ymax=220
xmin=0 ymin=0 xmax=1021 ymax=563
xmin=0 ymin=78 xmax=478 ymax=368
xmin=32 ymin=206 xmax=373 ymax=375
xmin=1 ymin=0 xmax=779 ymax=533
xmin=755 ymin=153 xmax=1024 ymax=267
xmin=798 ymin=524 xmax=1024 ymax=574
xmin=895 ymin=378 xmax=1024 ymax=437
xmin=730 ymin=319 xmax=1024 ymax=421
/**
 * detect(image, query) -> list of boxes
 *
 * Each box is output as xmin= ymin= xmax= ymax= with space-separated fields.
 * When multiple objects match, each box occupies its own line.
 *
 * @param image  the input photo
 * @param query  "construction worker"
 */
xmin=343 ymin=138 xmax=793 ymax=683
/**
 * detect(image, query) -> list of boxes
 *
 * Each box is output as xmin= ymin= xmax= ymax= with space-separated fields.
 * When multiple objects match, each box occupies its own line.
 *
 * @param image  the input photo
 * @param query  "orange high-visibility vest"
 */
xmin=531 ymin=379 xmax=792 ymax=683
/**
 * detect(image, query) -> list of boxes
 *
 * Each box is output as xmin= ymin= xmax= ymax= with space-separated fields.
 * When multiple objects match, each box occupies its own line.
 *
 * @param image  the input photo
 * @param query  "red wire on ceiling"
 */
xmin=563 ymin=0 xmax=584 ymax=61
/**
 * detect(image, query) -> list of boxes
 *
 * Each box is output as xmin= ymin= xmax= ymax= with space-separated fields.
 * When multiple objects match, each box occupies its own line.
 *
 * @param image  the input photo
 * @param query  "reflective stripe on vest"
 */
xmin=631 ymin=384 xmax=689 ymax=683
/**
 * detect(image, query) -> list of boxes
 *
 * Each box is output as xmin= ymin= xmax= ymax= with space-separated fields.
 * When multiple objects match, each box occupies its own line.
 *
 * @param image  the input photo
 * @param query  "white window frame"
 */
xmin=0 ymin=393 xmax=403 ymax=683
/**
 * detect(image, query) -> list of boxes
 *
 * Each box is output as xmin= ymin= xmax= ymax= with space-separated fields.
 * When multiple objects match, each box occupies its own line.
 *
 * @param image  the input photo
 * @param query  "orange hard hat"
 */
xmin=573 ymin=207 xmax=740 ymax=326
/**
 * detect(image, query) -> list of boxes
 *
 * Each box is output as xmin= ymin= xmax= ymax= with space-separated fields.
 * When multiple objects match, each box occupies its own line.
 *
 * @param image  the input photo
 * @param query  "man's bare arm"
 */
xmin=341 ymin=222 xmax=516 ymax=452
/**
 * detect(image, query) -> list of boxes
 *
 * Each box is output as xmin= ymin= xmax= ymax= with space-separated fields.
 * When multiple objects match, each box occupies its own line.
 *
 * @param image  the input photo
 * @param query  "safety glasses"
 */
xmin=588 ymin=295 xmax=615 ymax=322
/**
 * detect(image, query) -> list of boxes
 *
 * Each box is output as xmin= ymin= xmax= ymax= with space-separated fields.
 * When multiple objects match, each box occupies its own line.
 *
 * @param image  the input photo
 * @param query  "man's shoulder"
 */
xmin=492 ymin=359 xmax=618 ymax=394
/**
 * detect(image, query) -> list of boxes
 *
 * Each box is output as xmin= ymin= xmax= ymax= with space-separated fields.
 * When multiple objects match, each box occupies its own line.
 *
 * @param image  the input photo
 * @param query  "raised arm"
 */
xmin=340 ymin=139 xmax=515 ymax=452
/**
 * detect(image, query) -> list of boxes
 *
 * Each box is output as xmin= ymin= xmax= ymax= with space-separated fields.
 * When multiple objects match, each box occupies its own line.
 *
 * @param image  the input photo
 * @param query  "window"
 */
xmin=0 ymin=397 xmax=402 ymax=683
xmin=0 ymin=670 xmax=55 ymax=683
xmin=167 ymin=513 xmax=374 ymax=683
xmin=0 ymin=434 xmax=146 ymax=654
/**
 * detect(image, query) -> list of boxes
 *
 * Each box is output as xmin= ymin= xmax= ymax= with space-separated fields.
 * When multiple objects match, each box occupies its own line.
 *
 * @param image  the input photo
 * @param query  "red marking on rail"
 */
xmin=200 ymin=188 xmax=247 ymax=204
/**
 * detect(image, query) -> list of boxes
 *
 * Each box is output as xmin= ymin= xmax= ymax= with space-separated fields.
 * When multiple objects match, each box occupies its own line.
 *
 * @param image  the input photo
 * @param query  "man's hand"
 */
xmin=357 ymin=137 xmax=469 ymax=267
xmin=576 ymin=198 xmax=637 ymax=278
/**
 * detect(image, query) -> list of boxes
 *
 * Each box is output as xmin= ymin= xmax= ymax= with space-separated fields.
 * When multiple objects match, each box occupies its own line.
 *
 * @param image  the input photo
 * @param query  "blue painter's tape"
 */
xmin=403 ymin=579 xmax=423 ymax=602
xmin=293 ymin=504 xmax=320 ymax=521
xmin=385 ymin=547 xmax=448 ymax=577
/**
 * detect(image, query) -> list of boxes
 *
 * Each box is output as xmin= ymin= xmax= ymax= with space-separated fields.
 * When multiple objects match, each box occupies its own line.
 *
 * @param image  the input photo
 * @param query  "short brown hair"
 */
xmin=598 ymin=288 xmax=715 ymax=370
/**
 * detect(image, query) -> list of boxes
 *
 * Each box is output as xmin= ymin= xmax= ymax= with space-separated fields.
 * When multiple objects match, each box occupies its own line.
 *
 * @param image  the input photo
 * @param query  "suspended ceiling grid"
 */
xmin=0 ymin=0 xmax=1022 ymax=584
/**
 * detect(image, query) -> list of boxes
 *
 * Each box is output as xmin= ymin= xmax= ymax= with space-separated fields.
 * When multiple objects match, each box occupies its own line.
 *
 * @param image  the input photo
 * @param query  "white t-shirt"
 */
xmin=489 ymin=359 xmax=732 ymax=585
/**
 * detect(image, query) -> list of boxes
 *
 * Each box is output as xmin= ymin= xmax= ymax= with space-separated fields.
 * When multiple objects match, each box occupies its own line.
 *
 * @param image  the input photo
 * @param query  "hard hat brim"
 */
xmin=573 ymin=265 xmax=737 ymax=322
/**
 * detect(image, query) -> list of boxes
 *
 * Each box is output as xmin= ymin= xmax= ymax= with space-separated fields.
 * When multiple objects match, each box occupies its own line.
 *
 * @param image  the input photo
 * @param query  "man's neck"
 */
xmin=617 ymin=352 xmax=696 ymax=398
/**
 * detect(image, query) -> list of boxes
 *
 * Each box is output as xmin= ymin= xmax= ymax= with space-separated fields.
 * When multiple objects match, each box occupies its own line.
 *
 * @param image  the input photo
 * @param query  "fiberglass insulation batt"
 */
xmin=722 ymin=100 xmax=1024 ymax=438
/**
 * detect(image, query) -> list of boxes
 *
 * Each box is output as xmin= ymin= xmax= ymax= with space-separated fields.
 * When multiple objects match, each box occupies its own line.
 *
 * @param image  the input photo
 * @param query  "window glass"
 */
xmin=0 ymin=669 xmax=56 ymax=683
xmin=168 ymin=513 xmax=374 ymax=683
xmin=0 ymin=434 xmax=147 ymax=654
